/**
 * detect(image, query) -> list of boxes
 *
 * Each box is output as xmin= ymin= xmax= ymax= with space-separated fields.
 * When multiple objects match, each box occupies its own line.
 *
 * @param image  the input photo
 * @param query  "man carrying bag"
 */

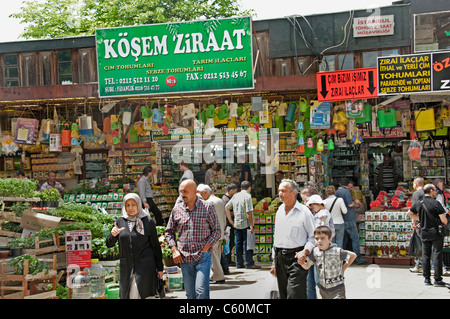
xmin=407 ymin=184 xmax=449 ymax=287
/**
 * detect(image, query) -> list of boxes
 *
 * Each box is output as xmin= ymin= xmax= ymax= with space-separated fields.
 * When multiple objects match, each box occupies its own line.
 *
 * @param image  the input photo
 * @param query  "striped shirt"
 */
xmin=374 ymin=165 xmax=396 ymax=189
xmin=165 ymin=197 xmax=221 ymax=263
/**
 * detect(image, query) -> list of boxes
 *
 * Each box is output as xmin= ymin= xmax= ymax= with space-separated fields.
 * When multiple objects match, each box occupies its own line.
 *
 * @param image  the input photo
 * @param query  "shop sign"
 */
xmin=378 ymin=51 xmax=450 ymax=95
xmin=353 ymin=15 xmax=395 ymax=38
xmin=432 ymin=51 xmax=450 ymax=92
xmin=360 ymin=127 xmax=406 ymax=139
xmin=316 ymin=68 xmax=378 ymax=102
xmin=66 ymin=230 xmax=92 ymax=269
xmin=310 ymin=102 xmax=331 ymax=129
xmin=96 ymin=17 xmax=254 ymax=97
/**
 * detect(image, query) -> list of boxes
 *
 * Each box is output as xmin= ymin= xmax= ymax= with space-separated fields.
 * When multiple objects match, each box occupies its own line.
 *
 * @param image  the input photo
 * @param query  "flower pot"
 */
xmin=9 ymin=247 xmax=22 ymax=257
xmin=163 ymin=256 xmax=178 ymax=267
xmin=0 ymin=251 xmax=10 ymax=259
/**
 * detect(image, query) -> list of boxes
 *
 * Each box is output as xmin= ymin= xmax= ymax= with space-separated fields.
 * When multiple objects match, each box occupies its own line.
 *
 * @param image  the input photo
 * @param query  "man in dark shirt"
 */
xmin=408 ymin=184 xmax=448 ymax=287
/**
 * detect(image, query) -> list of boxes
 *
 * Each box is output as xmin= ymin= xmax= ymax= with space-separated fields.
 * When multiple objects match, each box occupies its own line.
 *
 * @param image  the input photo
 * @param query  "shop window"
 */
xmin=381 ymin=49 xmax=399 ymax=56
xmin=58 ymin=50 xmax=73 ymax=85
xmin=4 ymin=54 xmax=19 ymax=87
xmin=363 ymin=49 xmax=400 ymax=68
xmin=39 ymin=52 xmax=53 ymax=86
xmin=79 ymin=48 xmax=96 ymax=84
xmin=337 ymin=53 xmax=354 ymax=70
xmin=319 ymin=55 xmax=336 ymax=71
xmin=21 ymin=53 xmax=38 ymax=87
xmin=362 ymin=51 xmax=378 ymax=68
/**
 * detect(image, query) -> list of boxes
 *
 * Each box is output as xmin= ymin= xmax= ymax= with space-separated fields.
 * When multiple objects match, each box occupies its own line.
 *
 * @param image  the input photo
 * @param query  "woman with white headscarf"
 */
xmin=106 ymin=193 xmax=164 ymax=299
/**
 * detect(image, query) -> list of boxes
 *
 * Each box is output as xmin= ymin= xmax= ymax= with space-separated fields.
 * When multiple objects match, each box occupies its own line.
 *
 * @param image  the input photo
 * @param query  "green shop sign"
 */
xmin=96 ymin=17 xmax=254 ymax=97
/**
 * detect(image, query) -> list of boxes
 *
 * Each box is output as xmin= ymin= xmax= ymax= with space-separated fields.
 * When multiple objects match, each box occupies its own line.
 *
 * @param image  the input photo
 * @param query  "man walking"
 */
xmin=197 ymin=184 xmax=226 ymax=284
xmin=270 ymin=179 xmax=316 ymax=299
xmin=225 ymin=181 xmax=260 ymax=269
xmin=165 ymin=179 xmax=221 ymax=299
xmin=407 ymin=184 xmax=448 ymax=287
xmin=137 ymin=166 xmax=164 ymax=226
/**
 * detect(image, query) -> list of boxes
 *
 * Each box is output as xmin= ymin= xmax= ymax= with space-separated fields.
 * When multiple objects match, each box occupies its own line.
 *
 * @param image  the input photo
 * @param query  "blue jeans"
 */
xmin=344 ymin=220 xmax=363 ymax=260
xmin=333 ymin=223 xmax=345 ymax=249
xmin=307 ymin=265 xmax=319 ymax=299
xmin=180 ymin=251 xmax=211 ymax=299
xmin=235 ymin=227 xmax=254 ymax=268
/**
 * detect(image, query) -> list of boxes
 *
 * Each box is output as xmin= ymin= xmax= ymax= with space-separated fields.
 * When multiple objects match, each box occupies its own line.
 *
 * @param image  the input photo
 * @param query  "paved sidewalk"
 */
xmin=164 ymin=262 xmax=450 ymax=299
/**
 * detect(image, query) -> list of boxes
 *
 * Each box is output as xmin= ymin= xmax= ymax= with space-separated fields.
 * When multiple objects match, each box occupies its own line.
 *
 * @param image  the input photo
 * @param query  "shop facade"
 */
xmin=0 ymin=1 xmax=450 ymax=280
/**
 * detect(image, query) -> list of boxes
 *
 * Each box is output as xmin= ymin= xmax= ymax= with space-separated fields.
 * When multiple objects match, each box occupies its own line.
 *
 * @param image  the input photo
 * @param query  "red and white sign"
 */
xmin=361 ymin=127 xmax=406 ymax=139
xmin=353 ymin=15 xmax=395 ymax=38
xmin=66 ymin=230 xmax=92 ymax=269
xmin=317 ymin=68 xmax=378 ymax=102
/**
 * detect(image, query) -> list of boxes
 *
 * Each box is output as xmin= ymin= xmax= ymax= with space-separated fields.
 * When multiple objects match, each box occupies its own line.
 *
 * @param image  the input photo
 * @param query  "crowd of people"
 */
xmin=14 ymin=159 xmax=450 ymax=299
xmin=105 ymin=155 xmax=380 ymax=299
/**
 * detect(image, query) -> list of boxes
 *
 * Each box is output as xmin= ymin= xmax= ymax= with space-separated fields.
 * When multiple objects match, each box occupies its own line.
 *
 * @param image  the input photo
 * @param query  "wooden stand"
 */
xmin=0 ymin=254 xmax=58 ymax=299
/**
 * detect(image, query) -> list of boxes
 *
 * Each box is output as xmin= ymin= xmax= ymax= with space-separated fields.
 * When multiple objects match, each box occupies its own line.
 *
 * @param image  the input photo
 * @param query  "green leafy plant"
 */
xmin=9 ymin=201 xmax=31 ymax=217
xmin=0 ymin=178 xmax=38 ymax=198
xmin=7 ymin=255 xmax=48 ymax=275
xmin=40 ymin=188 xmax=61 ymax=201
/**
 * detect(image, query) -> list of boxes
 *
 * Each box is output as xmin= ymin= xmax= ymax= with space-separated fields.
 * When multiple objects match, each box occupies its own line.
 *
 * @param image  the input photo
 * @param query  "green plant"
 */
xmin=8 ymin=237 xmax=34 ymax=249
xmin=0 ymin=178 xmax=38 ymax=198
xmin=9 ymin=201 xmax=30 ymax=217
xmin=161 ymin=245 xmax=172 ymax=258
xmin=7 ymin=255 xmax=48 ymax=275
xmin=41 ymin=188 xmax=61 ymax=201
xmin=50 ymin=284 xmax=69 ymax=299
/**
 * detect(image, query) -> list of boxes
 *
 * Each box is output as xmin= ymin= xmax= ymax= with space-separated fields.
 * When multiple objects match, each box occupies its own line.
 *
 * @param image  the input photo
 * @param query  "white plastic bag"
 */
xmin=262 ymin=272 xmax=279 ymax=299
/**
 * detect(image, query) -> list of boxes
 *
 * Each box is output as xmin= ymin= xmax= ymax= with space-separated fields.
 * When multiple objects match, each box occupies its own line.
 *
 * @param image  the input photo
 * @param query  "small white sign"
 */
xmin=353 ymin=15 xmax=395 ymax=37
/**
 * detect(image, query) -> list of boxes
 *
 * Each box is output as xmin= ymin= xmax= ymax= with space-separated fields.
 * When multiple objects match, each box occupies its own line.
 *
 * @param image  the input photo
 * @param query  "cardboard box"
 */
xmin=20 ymin=210 xmax=74 ymax=231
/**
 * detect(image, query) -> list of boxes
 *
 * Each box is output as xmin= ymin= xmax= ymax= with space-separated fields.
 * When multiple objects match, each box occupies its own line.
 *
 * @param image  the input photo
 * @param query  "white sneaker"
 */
xmin=409 ymin=267 xmax=422 ymax=273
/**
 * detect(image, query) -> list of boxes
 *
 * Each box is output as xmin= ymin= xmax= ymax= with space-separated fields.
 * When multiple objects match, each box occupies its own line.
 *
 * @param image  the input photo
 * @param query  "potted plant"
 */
xmin=8 ymin=239 xmax=24 ymax=257
xmin=40 ymin=189 xmax=61 ymax=207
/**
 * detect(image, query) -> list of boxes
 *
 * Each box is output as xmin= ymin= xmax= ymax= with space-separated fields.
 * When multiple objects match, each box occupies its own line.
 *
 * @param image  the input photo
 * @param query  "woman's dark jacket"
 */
xmin=106 ymin=216 xmax=163 ymax=299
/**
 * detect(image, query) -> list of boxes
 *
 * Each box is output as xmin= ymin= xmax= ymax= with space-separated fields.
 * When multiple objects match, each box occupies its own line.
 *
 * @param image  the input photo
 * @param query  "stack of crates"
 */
xmin=253 ymin=211 xmax=276 ymax=262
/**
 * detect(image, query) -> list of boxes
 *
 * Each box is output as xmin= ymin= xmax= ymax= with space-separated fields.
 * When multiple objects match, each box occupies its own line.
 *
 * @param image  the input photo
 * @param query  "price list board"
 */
xmin=96 ymin=17 xmax=254 ymax=97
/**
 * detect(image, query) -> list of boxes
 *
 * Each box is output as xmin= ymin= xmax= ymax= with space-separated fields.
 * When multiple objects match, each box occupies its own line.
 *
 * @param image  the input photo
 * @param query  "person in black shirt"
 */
xmin=408 ymin=184 xmax=448 ymax=287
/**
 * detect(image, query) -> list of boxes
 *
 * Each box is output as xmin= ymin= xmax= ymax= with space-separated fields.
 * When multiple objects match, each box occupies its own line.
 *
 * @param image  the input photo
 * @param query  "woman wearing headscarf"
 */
xmin=106 ymin=193 xmax=164 ymax=299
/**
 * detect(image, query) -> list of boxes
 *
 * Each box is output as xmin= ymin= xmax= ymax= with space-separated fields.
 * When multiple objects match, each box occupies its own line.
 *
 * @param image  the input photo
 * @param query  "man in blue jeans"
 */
xmin=335 ymin=178 xmax=369 ymax=264
xmin=165 ymin=179 xmax=221 ymax=299
xmin=225 ymin=181 xmax=260 ymax=269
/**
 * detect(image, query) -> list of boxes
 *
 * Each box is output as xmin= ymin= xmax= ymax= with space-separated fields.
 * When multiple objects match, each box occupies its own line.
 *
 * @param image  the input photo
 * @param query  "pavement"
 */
xmin=164 ymin=262 xmax=450 ymax=299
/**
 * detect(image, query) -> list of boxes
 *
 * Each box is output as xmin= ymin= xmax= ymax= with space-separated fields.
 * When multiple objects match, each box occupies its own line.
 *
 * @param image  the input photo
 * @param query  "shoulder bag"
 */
xmin=421 ymin=200 xmax=449 ymax=238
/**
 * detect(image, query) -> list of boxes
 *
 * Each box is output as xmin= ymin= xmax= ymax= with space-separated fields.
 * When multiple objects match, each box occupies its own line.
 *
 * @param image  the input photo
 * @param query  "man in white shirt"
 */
xmin=270 ymin=179 xmax=316 ymax=299
xmin=204 ymin=161 xmax=217 ymax=186
xmin=198 ymin=184 xmax=226 ymax=284
xmin=179 ymin=162 xmax=194 ymax=183
xmin=324 ymin=185 xmax=347 ymax=248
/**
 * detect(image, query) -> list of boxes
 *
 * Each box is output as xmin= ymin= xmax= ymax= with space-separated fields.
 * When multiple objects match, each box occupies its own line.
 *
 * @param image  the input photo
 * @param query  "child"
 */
xmin=306 ymin=194 xmax=335 ymax=238
xmin=298 ymin=225 xmax=356 ymax=299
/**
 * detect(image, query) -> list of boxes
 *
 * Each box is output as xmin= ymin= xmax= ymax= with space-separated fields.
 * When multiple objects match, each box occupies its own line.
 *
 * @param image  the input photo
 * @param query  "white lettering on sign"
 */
xmin=353 ymin=15 xmax=395 ymax=37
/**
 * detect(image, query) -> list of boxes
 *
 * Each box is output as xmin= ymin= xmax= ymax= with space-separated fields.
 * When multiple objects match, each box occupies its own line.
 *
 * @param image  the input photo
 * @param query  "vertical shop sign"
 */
xmin=96 ymin=17 xmax=254 ymax=97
